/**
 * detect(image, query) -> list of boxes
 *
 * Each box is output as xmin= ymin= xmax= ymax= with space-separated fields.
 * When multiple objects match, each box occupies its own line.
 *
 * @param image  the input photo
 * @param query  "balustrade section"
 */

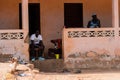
xmin=63 ymin=28 xmax=120 ymax=69
xmin=0 ymin=30 xmax=28 ymax=61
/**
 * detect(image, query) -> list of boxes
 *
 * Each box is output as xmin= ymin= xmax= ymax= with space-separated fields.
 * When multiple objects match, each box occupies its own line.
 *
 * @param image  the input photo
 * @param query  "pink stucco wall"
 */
xmin=0 ymin=0 xmax=19 ymax=29
xmin=0 ymin=0 xmax=114 ymax=52
xmin=0 ymin=30 xmax=29 ymax=61
xmin=0 ymin=0 xmax=119 ymax=58
xmin=63 ymin=28 xmax=120 ymax=69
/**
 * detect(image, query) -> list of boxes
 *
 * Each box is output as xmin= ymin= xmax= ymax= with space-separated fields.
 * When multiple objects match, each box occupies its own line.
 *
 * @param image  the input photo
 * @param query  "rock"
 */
xmin=9 ymin=57 xmax=18 ymax=74
xmin=32 ymin=69 xmax=39 ymax=74
xmin=16 ymin=64 xmax=30 ymax=71
xmin=26 ymin=64 xmax=34 ymax=70
xmin=3 ymin=72 xmax=16 ymax=80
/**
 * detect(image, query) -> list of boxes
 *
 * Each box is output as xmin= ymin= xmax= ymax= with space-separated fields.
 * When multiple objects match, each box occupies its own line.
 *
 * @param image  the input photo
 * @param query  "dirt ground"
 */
xmin=1 ymin=59 xmax=120 ymax=80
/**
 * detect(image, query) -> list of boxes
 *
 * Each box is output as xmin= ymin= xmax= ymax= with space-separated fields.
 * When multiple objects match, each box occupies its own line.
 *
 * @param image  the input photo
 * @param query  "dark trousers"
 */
xmin=30 ymin=44 xmax=44 ymax=60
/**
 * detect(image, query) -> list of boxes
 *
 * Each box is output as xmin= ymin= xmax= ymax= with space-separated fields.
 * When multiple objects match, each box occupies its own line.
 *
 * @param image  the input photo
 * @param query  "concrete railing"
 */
xmin=0 ymin=30 xmax=29 ymax=61
xmin=63 ymin=28 xmax=120 ymax=69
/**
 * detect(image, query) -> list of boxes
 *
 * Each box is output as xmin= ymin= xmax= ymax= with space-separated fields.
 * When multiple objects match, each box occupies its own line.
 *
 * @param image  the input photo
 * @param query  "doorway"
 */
xmin=19 ymin=3 xmax=41 ymax=35
xmin=19 ymin=3 xmax=41 ymax=60
xmin=64 ymin=3 xmax=83 ymax=28
xmin=29 ymin=3 xmax=40 ymax=35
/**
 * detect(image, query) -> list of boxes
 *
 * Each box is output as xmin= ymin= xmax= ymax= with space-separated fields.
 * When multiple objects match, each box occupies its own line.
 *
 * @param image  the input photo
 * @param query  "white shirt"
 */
xmin=30 ymin=34 xmax=42 ymax=44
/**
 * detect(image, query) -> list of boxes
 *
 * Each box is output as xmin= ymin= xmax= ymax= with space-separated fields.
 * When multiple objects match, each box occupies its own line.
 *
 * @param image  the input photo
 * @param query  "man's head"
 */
xmin=35 ymin=30 xmax=40 ymax=36
xmin=92 ymin=14 xmax=97 ymax=20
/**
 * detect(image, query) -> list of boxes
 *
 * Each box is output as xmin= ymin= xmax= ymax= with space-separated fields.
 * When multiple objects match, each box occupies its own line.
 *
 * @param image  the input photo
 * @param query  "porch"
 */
xmin=0 ymin=0 xmax=119 ymax=62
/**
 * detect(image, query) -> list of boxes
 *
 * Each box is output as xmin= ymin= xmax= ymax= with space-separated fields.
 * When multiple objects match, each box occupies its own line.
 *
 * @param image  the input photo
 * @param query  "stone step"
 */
xmin=0 ymin=54 xmax=12 ymax=62
xmin=31 ymin=59 xmax=64 ymax=72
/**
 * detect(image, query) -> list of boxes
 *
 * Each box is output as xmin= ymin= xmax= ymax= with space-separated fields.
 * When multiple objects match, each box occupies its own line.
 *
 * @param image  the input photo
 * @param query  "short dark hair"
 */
xmin=91 ymin=13 xmax=96 ymax=16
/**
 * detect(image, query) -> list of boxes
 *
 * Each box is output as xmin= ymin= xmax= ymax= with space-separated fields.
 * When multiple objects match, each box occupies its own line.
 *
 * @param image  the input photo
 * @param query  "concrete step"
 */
xmin=0 ymin=54 xmax=12 ymax=62
xmin=31 ymin=59 xmax=64 ymax=72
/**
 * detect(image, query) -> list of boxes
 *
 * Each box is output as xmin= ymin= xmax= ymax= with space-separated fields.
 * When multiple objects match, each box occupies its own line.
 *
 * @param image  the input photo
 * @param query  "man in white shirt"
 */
xmin=30 ymin=30 xmax=45 ymax=61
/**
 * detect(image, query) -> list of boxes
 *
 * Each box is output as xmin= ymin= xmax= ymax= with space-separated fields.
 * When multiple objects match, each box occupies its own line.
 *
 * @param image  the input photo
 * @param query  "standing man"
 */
xmin=30 ymin=30 xmax=45 ymax=61
xmin=87 ymin=14 xmax=101 ymax=28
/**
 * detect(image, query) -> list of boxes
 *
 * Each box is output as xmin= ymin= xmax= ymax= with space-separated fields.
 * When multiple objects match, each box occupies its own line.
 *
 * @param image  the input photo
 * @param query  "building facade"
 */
xmin=0 ymin=0 xmax=120 ymax=65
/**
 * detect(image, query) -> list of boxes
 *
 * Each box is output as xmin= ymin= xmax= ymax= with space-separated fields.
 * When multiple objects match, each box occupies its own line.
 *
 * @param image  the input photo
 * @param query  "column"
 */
xmin=22 ymin=0 xmax=29 ymax=61
xmin=112 ymin=0 xmax=119 ymax=28
xmin=112 ymin=0 xmax=119 ymax=40
xmin=22 ymin=0 xmax=29 ymax=31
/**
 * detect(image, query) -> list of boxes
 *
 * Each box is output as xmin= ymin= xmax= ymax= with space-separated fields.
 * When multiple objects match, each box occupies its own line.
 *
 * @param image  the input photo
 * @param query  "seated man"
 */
xmin=48 ymin=39 xmax=62 ymax=59
xmin=30 ymin=30 xmax=45 ymax=61
xmin=87 ymin=14 xmax=101 ymax=28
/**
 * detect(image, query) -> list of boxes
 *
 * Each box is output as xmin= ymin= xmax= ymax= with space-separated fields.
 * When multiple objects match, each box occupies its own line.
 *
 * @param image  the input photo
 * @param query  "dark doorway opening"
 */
xmin=19 ymin=4 xmax=22 ymax=29
xmin=19 ymin=3 xmax=40 ymax=35
xmin=64 ymin=3 xmax=83 ymax=28
xmin=29 ymin=3 xmax=40 ymax=35
xmin=19 ymin=3 xmax=41 ymax=60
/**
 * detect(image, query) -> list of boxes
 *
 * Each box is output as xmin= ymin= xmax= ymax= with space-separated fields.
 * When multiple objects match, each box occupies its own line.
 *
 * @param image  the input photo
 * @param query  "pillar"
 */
xmin=22 ymin=0 xmax=29 ymax=31
xmin=112 ymin=0 xmax=119 ymax=28
xmin=22 ymin=0 xmax=29 ymax=61
xmin=112 ymin=0 xmax=119 ymax=39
